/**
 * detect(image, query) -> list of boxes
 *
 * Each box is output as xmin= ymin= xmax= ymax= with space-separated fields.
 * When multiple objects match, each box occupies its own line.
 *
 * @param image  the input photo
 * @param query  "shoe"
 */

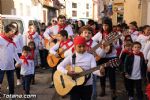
xmin=16 ymin=79 xmax=21 ymax=86
xmin=49 ymin=82 xmax=54 ymax=88
xmin=129 ymin=97 xmax=134 ymax=100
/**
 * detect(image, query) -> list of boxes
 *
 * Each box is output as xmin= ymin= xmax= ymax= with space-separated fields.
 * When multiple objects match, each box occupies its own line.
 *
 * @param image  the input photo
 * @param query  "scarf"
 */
xmin=60 ymin=39 xmax=73 ymax=49
xmin=0 ymin=34 xmax=16 ymax=47
xmin=28 ymin=31 xmax=35 ymax=40
xmin=20 ymin=55 xmax=33 ymax=65
xmin=58 ymin=24 xmax=67 ymax=32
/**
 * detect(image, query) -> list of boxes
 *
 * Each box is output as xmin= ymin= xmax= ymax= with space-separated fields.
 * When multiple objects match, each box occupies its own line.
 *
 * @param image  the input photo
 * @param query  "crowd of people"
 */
xmin=0 ymin=14 xmax=150 ymax=100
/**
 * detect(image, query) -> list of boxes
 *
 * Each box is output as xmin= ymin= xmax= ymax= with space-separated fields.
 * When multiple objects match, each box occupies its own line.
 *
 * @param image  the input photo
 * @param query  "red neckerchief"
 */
xmin=20 ymin=55 xmax=33 ymax=65
xmin=58 ymin=24 xmax=67 ymax=32
xmin=30 ymin=49 xmax=35 ymax=59
xmin=146 ymin=84 xmax=150 ymax=99
xmin=102 ymin=31 xmax=109 ymax=39
xmin=132 ymin=51 xmax=144 ymax=58
xmin=28 ymin=31 xmax=35 ymax=40
xmin=0 ymin=34 xmax=16 ymax=47
xmin=60 ymin=39 xmax=73 ymax=49
xmin=86 ymin=39 xmax=93 ymax=51
xmin=40 ymin=34 xmax=44 ymax=39
xmin=122 ymin=49 xmax=130 ymax=54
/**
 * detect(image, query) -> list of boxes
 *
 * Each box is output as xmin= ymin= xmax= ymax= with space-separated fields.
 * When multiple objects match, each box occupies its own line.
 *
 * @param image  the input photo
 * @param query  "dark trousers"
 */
xmin=39 ymin=49 xmax=49 ymax=68
xmin=99 ymin=67 xmax=116 ymax=90
xmin=70 ymin=85 xmax=92 ymax=100
xmin=22 ymin=74 xmax=33 ymax=94
xmin=15 ymin=53 xmax=22 ymax=79
xmin=127 ymin=79 xmax=143 ymax=100
xmin=0 ymin=70 xmax=14 ymax=94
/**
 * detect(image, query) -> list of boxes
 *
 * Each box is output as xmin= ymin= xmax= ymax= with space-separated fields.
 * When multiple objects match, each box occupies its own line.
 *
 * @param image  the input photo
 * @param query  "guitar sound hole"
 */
xmin=60 ymin=75 xmax=65 ymax=88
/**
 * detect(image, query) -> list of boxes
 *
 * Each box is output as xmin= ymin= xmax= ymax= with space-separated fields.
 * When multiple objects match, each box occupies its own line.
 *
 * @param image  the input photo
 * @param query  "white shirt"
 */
xmin=57 ymin=52 xmax=97 ymax=85
xmin=129 ymin=55 xmax=141 ymax=80
xmin=13 ymin=33 xmax=23 ymax=53
xmin=23 ymin=32 xmax=40 ymax=50
xmin=50 ymin=40 xmax=73 ymax=55
xmin=143 ymin=41 xmax=150 ymax=60
xmin=130 ymin=31 xmax=139 ymax=42
xmin=92 ymin=32 xmax=102 ymax=43
xmin=136 ymin=34 xmax=150 ymax=51
xmin=43 ymin=25 xmax=74 ymax=40
xmin=20 ymin=59 xmax=34 ymax=76
xmin=0 ymin=36 xmax=21 ymax=70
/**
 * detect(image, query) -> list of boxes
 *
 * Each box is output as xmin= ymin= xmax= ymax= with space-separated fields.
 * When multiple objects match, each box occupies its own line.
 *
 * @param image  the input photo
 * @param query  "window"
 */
xmin=86 ymin=11 xmax=89 ymax=17
xmin=86 ymin=4 xmax=89 ymax=9
xmin=72 ymin=3 xmax=77 ymax=8
xmin=72 ymin=11 xmax=77 ymax=17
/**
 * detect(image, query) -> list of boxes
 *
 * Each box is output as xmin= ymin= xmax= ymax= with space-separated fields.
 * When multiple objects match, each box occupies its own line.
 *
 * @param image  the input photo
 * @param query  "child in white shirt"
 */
xmin=18 ymin=46 xmax=34 ymax=94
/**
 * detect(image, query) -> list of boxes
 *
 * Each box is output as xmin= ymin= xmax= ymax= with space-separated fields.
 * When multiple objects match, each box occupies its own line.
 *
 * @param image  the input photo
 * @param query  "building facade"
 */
xmin=124 ymin=0 xmax=150 ymax=26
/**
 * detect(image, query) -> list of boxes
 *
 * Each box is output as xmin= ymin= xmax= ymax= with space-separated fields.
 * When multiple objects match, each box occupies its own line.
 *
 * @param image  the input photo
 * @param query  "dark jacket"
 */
xmin=124 ymin=54 xmax=147 ymax=78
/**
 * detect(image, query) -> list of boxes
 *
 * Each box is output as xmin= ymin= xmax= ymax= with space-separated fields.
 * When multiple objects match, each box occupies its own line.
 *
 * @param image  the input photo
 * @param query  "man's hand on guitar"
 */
xmin=67 ymin=71 xmax=79 ymax=79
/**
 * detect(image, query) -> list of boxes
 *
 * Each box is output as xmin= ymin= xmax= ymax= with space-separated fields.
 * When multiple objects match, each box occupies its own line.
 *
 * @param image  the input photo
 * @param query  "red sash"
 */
xmin=0 ymin=34 xmax=16 ymax=47
xmin=58 ymin=24 xmax=67 ymax=32
xmin=86 ymin=39 xmax=93 ymax=51
xmin=60 ymin=39 xmax=73 ymax=49
xmin=20 ymin=55 xmax=33 ymax=65
xmin=28 ymin=31 xmax=35 ymax=40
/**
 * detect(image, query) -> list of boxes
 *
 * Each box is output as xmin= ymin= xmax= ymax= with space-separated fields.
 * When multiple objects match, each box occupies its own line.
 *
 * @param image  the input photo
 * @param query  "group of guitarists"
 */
xmin=0 ymin=14 xmax=150 ymax=100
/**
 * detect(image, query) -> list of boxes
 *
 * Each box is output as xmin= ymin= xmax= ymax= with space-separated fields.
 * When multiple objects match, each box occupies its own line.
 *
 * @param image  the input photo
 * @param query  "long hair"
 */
xmin=101 ymin=17 xmax=113 ymax=33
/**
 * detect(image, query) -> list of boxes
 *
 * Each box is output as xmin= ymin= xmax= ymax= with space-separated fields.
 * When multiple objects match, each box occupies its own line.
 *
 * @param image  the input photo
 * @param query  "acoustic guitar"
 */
xmin=90 ymin=32 xmax=122 ymax=61
xmin=53 ymin=58 xmax=119 ymax=96
xmin=47 ymin=48 xmax=67 ymax=68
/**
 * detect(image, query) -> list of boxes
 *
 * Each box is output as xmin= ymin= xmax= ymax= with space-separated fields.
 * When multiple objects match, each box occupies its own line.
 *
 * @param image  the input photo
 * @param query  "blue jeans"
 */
xmin=22 ymin=74 xmax=33 ymax=94
xmin=0 ymin=69 xmax=14 ymax=94
xmin=92 ymin=74 xmax=97 ymax=100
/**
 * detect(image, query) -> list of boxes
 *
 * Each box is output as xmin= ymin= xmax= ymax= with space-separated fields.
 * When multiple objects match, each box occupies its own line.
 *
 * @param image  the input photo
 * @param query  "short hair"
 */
xmin=22 ymin=46 xmax=31 ymax=52
xmin=58 ymin=30 xmax=68 ymax=38
xmin=132 ymin=41 xmax=141 ymax=48
xmin=124 ymin=40 xmax=133 ymax=47
xmin=28 ymin=41 xmax=36 ymax=50
xmin=79 ymin=25 xmax=94 ymax=36
xmin=88 ymin=19 xmax=94 ymax=26
xmin=57 ymin=15 xmax=66 ymax=20
xmin=4 ymin=24 xmax=16 ymax=33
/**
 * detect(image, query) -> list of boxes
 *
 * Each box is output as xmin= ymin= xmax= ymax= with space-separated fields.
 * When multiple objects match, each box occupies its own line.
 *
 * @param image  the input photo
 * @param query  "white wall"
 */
xmin=13 ymin=0 xmax=43 ymax=22
xmin=147 ymin=2 xmax=150 ymax=25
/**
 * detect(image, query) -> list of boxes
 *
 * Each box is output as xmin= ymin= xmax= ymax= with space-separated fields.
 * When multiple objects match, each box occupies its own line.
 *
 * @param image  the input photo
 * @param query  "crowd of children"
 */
xmin=0 ymin=15 xmax=150 ymax=100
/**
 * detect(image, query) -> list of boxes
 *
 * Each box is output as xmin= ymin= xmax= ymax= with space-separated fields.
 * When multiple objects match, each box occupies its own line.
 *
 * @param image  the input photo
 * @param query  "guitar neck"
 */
xmin=77 ymin=62 xmax=110 ymax=77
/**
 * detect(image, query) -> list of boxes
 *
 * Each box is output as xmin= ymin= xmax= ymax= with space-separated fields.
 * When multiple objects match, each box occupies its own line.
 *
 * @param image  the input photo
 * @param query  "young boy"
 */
xmin=57 ymin=36 xmax=99 ymax=100
xmin=124 ymin=42 xmax=147 ymax=100
xmin=49 ymin=30 xmax=73 ymax=88
xmin=0 ymin=24 xmax=21 ymax=94
xmin=119 ymin=40 xmax=132 ymax=92
xmin=18 ymin=46 xmax=34 ymax=94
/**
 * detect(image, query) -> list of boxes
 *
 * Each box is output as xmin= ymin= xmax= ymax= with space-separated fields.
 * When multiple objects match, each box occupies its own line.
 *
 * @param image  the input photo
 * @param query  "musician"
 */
xmin=49 ymin=30 xmax=73 ymax=88
xmin=79 ymin=25 xmax=107 ymax=100
xmin=92 ymin=17 xmax=118 ymax=99
xmin=0 ymin=24 xmax=21 ymax=94
xmin=43 ymin=15 xmax=74 ymax=44
xmin=57 ymin=36 xmax=100 ymax=100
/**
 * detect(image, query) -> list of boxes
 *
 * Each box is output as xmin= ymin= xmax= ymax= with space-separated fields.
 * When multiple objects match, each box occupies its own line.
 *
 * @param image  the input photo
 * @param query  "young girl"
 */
xmin=28 ymin=41 xmax=36 ymax=84
xmin=11 ymin=22 xmax=24 ymax=85
xmin=136 ymin=25 xmax=150 ymax=51
xmin=57 ymin=36 xmax=99 ymax=100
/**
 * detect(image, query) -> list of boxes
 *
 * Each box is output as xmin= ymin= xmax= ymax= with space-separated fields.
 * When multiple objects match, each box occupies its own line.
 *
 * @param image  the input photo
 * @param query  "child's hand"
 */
xmin=125 ymin=73 xmax=130 ymax=78
xmin=55 ymin=53 xmax=60 ymax=58
xmin=99 ymin=66 xmax=105 ymax=76
xmin=16 ymin=64 xmax=21 ymax=68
